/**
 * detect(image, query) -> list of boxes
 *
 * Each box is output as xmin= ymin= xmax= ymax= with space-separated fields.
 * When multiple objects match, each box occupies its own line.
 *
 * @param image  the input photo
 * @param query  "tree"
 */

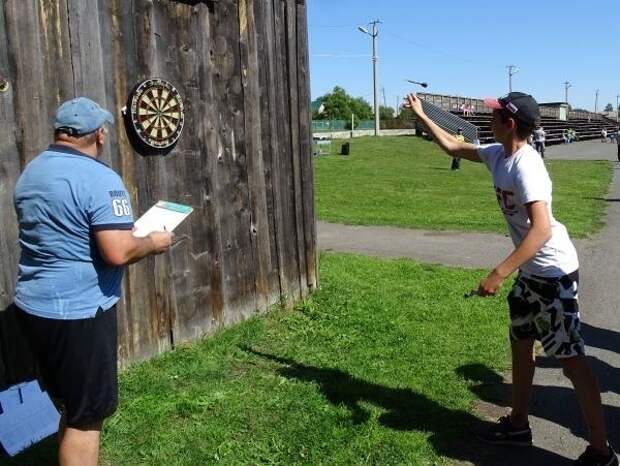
xmin=396 ymin=107 xmax=415 ymax=121
xmin=379 ymin=106 xmax=395 ymax=120
xmin=314 ymin=86 xmax=373 ymax=121
xmin=604 ymin=103 xmax=614 ymax=112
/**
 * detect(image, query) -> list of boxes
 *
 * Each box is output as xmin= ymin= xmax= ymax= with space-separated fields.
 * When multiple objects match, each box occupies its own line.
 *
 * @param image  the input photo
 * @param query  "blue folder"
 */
xmin=0 ymin=380 xmax=60 ymax=456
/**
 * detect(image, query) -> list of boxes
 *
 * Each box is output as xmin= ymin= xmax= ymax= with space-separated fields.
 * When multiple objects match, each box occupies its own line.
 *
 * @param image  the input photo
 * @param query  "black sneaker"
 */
xmin=574 ymin=445 xmax=619 ymax=466
xmin=477 ymin=415 xmax=532 ymax=446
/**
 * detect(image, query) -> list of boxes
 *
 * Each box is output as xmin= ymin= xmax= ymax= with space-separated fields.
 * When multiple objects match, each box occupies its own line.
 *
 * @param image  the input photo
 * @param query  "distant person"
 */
xmin=404 ymin=91 xmax=618 ymax=466
xmin=601 ymin=128 xmax=607 ymax=142
xmin=566 ymin=128 xmax=577 ymax=143
xmin=533 ymin=125 xmax=546 ymax=158
xmin=451 ymin=128 xmax=465 ymax=170
xmin=460 ymin=103 xmax=467 ymax=116
xmin=563 ymin=129 xmax=570 ymax=144
xmin=615 ymin=128 xmax=620 ymax=161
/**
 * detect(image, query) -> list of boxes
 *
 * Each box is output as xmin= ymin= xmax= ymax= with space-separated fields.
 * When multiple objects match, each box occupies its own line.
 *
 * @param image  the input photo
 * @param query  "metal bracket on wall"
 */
xmin=0 ymin=77 xmax=9 ymax=93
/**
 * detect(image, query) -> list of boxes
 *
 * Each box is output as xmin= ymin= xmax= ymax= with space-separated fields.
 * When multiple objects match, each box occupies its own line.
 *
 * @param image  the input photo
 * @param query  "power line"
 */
xmin=383 ymin=31 xmax=500 ymax=68
xmin=308 ymin=24 xmax=363 ymax=29
xmin=311 ymin=54 xmax=370 ymax=59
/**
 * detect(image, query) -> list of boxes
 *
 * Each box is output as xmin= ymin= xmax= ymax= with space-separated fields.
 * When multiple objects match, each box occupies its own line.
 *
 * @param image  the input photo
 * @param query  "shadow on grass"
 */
xmin=243 ymin=347 xmax=571 ymax=465
xmin=457 ymin=362 xmax=620 ymax=457
xmin=585 ymin=197 xmax=620 ymax=202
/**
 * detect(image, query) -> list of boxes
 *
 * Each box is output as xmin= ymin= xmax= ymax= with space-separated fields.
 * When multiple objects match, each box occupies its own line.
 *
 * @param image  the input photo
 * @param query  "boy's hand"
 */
xmin=477 ymin=269 xmax=506 ymax=296
xmin=403 ymin=93 xmax=425 ymax=117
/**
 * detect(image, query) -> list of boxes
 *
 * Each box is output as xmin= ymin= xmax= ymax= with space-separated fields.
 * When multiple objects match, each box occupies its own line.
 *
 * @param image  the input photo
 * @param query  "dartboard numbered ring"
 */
xmin=128 ymin=78 xmax=185 ymax=152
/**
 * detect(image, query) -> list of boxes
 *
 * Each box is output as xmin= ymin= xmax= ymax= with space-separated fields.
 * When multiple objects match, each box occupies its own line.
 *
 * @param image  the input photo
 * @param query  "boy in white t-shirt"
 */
xmin=404 ymin=92 xmax=617 ymax=466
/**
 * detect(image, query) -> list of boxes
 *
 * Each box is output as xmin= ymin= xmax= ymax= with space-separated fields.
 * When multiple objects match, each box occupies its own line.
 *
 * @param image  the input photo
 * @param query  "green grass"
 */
xmin=8 ymin=254 xmax=511 ymax=465
xmin=100 ymin=254 xmax=509 ymax=466
xmin=316 ymin=136 xmax=612 ymax=238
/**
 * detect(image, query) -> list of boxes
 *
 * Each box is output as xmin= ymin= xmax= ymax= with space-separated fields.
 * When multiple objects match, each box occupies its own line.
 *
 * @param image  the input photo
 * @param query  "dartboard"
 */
xmin=129 ymin=79 xmax=184 ymax=150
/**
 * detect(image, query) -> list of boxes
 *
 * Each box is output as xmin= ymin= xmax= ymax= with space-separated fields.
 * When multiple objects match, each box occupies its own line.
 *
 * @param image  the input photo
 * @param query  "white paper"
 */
xmin=133 ymin=201 xmax=193 ymax=238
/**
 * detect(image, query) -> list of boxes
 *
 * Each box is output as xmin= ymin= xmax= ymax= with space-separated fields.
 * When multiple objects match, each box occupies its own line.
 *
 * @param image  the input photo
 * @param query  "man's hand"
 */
xmin=477 ymin=269 xmax=507 ymax=297
xmin=147 ymin=231 xmax=174 ymax=254
xmin=403 ymin=93 xmax=425 ymax=117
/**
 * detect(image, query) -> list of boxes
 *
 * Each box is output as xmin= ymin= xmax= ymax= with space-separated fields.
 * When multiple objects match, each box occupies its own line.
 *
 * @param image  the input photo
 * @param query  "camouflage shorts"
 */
xmin=507 ymin=270 xmax=585 ymax=358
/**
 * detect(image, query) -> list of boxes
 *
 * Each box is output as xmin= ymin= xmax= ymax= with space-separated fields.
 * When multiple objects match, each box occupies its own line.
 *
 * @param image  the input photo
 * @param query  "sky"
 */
xmin=307 ymin=0 xmax=620 ymax=112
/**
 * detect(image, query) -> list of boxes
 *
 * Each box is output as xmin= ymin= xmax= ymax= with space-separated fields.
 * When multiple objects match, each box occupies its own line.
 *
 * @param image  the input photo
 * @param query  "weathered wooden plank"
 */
xmin=0 ymin=2 xmax=32 ymax=389
xmin=0 ymin=0 xmax=21 ymax=312
xmin=284 ymin=0 xmax=308 ymax=298
xmin=295 ymin=0 xmax=318 ymax=290
xmin=272 ymin=0 xmax=302 ymax=302
xmin=149 ymin=1 xmax=219 ymax=345
xmin=66 ymin=0 xmax=114 ymax=163
xmin=239 ymin=0 xmax=281 ymax=310
xmin=112 ymin=0 xmax=172 ymax=365
xmin=190 ymin=3 xmax=227 ymax=337
xmin=3 ymin=1 xmax=55 ymax=164
xmin=254 ymin=0 xmax=288 ymax=303
xmin=208 ymin=0 xmax=257 ymax=324
xmin=37 ymin=0 xmax=75 ymax=113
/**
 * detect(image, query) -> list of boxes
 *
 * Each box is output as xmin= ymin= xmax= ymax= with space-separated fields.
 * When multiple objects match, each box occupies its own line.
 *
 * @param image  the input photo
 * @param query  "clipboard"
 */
xmin=132 ymin=201 xmax=193 ymax=238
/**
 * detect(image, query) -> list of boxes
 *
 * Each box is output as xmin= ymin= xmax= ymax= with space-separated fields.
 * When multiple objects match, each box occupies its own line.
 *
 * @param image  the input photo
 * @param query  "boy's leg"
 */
xmin=510 ymin=338 xmax=536 ymax=427
xmin=559 ymin=355 xmax=609 ymax=455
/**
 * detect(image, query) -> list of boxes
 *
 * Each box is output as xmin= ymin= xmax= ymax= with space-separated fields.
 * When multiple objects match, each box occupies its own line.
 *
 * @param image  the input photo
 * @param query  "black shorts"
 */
xmin=15 ymin=305 xmax=119 ymax=428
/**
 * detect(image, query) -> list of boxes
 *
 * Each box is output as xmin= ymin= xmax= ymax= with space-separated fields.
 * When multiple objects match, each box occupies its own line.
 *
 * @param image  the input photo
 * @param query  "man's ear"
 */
xmin=96 ymin=128 xmax=105 ymax=145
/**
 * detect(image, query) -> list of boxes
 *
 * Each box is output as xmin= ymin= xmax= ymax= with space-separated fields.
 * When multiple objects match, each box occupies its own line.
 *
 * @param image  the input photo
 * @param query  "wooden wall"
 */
xmin=0 ymin=0 xmax=317 ymax=388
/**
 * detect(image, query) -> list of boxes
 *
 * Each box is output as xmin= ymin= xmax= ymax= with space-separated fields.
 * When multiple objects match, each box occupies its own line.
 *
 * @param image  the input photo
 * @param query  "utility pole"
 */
xmin=616 ymin=94 xmax=619 ymax=122
xmin=595 ymin=89 xmax=599 ymax=113
xmin=564 ymin=81 xmax=571 ymax=104
xmin=507 ymin=65 xmax=518 ymax=93
xmin=358 ymin=20 xmax=381 ymax=136
xmin=396 ymin=96 xmax=400 ymax=118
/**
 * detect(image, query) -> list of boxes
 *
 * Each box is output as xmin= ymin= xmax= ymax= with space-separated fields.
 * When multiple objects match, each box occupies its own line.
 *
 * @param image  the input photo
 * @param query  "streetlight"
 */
xmin=358 ymin=20 xmax=381 ymax=136
xmin=406 ymin=79 xmax=429 ymax=88
xmin=507 ymin=65 xmax=519 ymax=93
xmin=595 ymin=89 xmax=599 ymax=113
xmin=564 ymin=81 xmax=571 ymax=104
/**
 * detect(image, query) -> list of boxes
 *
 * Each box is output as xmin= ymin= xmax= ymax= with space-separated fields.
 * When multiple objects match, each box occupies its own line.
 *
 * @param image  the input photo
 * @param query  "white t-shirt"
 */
xmin=477 ymin=143 xmax=578 ymax=277
xmin=533 ymin=128 xmax=546 ymax=143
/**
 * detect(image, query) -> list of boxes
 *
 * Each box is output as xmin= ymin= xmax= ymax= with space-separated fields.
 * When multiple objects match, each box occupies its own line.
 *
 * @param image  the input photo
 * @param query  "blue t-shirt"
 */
xmin=13 ymin=144 xmax=134 ymax=319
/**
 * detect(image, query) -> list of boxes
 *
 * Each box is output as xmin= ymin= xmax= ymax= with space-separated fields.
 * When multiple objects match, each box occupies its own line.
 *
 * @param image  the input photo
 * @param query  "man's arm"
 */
xmin=405 ymin=94 xmax=482 ymax=162
xmin=94 ymin=230 xmax=173 ymax=266
xmin=478 ymin=201 xmax=552 ymax=296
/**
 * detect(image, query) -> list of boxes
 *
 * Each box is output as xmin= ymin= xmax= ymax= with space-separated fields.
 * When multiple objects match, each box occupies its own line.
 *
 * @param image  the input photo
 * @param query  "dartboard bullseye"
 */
xmin=125 ymin=78 xmax=185 ymax=153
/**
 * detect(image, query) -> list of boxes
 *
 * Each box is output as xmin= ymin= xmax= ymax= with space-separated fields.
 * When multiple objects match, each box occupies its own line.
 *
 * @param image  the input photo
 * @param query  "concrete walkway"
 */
xmin=318 ymin=140 xmax=620 ymax=465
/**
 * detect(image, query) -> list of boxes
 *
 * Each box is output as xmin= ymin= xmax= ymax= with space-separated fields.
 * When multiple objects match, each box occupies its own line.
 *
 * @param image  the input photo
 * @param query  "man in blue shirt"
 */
xmin=13 ymin=97 xmax=173 ymax=466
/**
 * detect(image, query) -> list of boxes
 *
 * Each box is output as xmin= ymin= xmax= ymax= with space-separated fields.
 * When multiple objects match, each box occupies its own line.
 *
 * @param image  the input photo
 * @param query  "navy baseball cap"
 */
xmin=484 ymin=92 xmax=540 ymax=126
xmin=54 ymin=97 xmax=114 ymax=136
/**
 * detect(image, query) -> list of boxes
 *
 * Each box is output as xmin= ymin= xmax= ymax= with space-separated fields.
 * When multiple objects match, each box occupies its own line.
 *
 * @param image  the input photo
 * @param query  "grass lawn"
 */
xmin=315 ymin=136 xmax=612 ymax=238
xmin=8 ymin=254 xmax=510 ymax=466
